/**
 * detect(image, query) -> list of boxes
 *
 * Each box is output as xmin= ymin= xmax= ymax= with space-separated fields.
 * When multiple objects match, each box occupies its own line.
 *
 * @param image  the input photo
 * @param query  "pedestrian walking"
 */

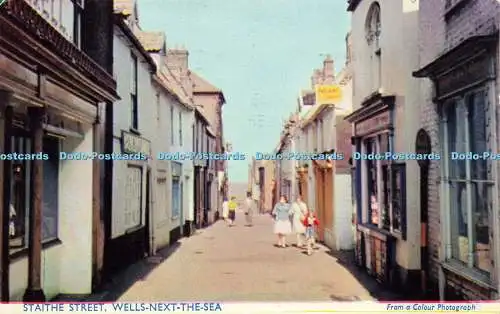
xmin=222 ymin=197 xmax=229 ymax=224
xmin=302 ymin=209 xmax=319 ymax=255
xmin=271 ymin=195 xmax=292 ymax=247
xmin=228 ymin=196 xmax=238 ymax=226
xmin=290 ymin=196 xmax=307 ymax=247
xmin=244 ymin=191 xmax=255 ymax=226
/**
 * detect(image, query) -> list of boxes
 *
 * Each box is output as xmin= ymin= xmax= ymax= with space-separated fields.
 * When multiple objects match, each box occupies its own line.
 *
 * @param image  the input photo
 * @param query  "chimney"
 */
xmin=166 ymin=47 xmax=191 ymax=95
xmin=323 ymin=55 xmax=335 ymax=84
xmin=310 ymin=69 xmax=322 ymax=88
xmin=166 ymin=48 xmax=189 ymax=79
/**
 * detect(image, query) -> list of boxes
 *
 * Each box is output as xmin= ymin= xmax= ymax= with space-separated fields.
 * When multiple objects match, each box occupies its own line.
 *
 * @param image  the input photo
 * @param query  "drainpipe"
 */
xmin=148 ymin=156 xmax=156 ymax=256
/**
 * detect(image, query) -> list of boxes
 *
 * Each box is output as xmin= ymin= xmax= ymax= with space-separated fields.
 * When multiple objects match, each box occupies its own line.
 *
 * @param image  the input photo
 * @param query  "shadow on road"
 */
xmin=325 ymin=249 xmax=406 ymax=301
xmin=53 ymin=242 xmax=182 ymax=302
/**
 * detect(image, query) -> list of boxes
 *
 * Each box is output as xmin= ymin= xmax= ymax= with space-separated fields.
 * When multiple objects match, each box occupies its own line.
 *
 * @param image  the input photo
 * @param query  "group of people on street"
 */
xmin=220 ymin=193 xmax=319 ymax=255
xmin=221 ymin=192 xmax=256 ymax=227
xmin=272 ymin=195 xmax=319 ymax=255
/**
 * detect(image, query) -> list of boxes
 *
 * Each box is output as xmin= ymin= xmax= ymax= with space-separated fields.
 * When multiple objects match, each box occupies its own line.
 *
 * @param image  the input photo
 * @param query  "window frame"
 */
xmin=178 ymin=110 xmax=183 ymax=146
xmin=441 ymin=87 xmax=493 ymax=277
xmin=131 ymin=52 xmax=139 ymax=130
xmin=170 ymin=105 xmax=175 ymax=145
xmin=171 ymin=177 xmax=181 ymax=220
xmin=72 ymin=0 xmax=84 ymax=48
xmin=362 ymin=131 xmax=405 ymax=236
xmin=9 ymin=131 xmax=61 ymax=256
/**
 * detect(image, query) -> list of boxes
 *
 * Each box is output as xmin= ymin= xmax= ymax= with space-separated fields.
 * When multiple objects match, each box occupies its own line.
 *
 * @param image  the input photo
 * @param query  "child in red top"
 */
xmin=302 ymin=210 xmax=319 ymax=255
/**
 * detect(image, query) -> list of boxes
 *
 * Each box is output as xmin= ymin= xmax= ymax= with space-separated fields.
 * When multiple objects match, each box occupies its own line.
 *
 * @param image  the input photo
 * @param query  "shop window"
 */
xmin=391 ymin=163 xmax=405 ymax=233
xmin=42 ymin=136 xmax=59 ymax=240
xmin=442 ymin=89 xmax=492 ymax=275
xmin=365 ymin=137 xmax=378 ymax=225
xmin=9 ymin=134 xmax=60 ymax=255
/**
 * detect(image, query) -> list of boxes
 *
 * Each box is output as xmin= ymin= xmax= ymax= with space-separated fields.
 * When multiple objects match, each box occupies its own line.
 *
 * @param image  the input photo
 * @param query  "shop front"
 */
xmin=0 ymin=1 xmax=117 ymax=301
xmin=105 ymin=131 xmax=151 ymax=277
xmin=346 ymin=94 xmax=406 ymax=287
xmin=313 ymin=159 xmax=333 ymax=243
xmin=413 ymin=34 xmax=500 ymax=300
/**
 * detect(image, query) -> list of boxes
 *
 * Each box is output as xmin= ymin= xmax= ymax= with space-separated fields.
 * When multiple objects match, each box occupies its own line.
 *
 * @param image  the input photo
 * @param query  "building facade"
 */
xmin=0 ymin=0 xmax=117 ymax=301
xmin=193 ymin=107 xmax=211 ymax=229
xmin=104 ymin=6 xmax=156 ymax=277
xmin=346 ymin=0 xmax=421 ymax=294
xmin=189 ymin=71 xmax=227 ymax=220
xmin=140 ymin=29 xmax=197 ymax=251
xmin=413 ymin=0 xmax=500 ymax=300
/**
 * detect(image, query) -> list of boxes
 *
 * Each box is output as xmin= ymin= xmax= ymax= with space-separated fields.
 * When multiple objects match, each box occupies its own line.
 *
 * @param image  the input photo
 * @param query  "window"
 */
xmin=73 ymin=0 xmax=84 ymax=48
xmin=131 ymin=53 xmax=138 ymax=130
xmin=192 ymin=124 xmax=195 ymax=152
xmin=178 ymin=111 xmax=183 ymax=146
xmin=365 ymin=137 xmax=378 ymax=225
xmin=442 ymin=89 xmax=492 ymax=275
xmin=172 ymin=177 xmax=181 ymax=219
xmin=362 ymin=132 xmax=404 ymax=234
xmin=365 ymin=2 xmax=381 ymax=91
xmin=156 ymin=93 xmax=160 ymax=124
xmin=365 ymin=2 xmax=381 ymax=45
xmin=9 ymin=134 xmax=59 ymax=255
xmin=170 ymin=105 xmax=174 ymax=145
xmin=42 ymin=137 xmax=59 ymax=240
xmin=123 ymin=165 xmax=142 ymax=230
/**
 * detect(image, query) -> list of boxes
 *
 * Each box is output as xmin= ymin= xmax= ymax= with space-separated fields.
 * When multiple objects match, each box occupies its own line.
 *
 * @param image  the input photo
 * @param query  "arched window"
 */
xmin=365 ymin=2 xmax=381 ymax=47
xmin=365 ymin=2 xmax=382 ymax=92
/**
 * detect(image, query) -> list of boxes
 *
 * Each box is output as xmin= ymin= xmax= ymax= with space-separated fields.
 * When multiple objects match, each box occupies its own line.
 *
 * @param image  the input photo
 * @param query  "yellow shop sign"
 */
xmin=315 ymin=85 xmax=342 ymax=104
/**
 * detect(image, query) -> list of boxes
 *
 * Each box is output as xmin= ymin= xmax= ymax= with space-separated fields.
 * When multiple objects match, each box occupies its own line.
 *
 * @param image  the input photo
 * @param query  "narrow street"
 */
xmin=92 ymin=211 xmax=401 ymax=302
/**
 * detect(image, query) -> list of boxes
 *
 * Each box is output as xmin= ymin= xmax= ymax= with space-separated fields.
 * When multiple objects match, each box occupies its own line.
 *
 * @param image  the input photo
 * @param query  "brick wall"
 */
xmin=418 ymin=0 xmax=500 ymax=296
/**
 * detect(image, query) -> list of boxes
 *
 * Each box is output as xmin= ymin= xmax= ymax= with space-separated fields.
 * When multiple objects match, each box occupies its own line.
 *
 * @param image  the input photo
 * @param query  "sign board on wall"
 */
xmin=122 ymin=131 xmax=151 ymax=156
xmin=302 ymin=92 xmax=316 ymax=106
xmin=315 ymin=85 xmax=342 ymax=105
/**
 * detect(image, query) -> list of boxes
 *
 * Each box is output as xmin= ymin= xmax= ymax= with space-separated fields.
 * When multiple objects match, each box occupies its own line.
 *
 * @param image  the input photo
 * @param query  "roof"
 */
xmin=114 ymin=0 xmax=135 ymax=16
xmin=135 ymin=31 xmax=165 ymax=52
xmin=413 ymin=34 xmax=498 ymax=78
xmin=154 ymin=66 xmax=193 ymax=110
xmin=194 ymin=106 xmax=211 ymax=125
xmin=113 ymin=14 xmax=156 ymax=73
xmin=206 ymin=125 xmax=216 ymax=138
xmin=189 ymin=71 xmax=226 ymax=104
xmin=301 ymin=103 xmax=334 ymax=129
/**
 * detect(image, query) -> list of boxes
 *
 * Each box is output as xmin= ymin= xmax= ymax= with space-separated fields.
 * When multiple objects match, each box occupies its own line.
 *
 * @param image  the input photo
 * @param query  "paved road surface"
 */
xmin=105 ymin=212 xmax=401 ymax=302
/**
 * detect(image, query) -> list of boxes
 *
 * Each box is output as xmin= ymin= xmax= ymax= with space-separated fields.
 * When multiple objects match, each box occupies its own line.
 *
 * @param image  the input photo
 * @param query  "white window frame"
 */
xmin=440 ymin=87 xmax=495 ymax=281
xmin=179 ymin=111 xmax=183 ymax=146
xmin=170 ymin=105 xmax=174 ymax=145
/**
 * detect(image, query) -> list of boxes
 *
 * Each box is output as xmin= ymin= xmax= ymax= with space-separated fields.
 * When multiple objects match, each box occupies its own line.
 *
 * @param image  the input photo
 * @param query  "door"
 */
xmin=258 ymin=167 xmax=265 ymax=212
xmin=415 ymin=129 xmax=431 ymax=295
xmin=420 ymin=165 xmax=429 ymax=294
xmin=144 ymin=169 xmax=151 ymax=255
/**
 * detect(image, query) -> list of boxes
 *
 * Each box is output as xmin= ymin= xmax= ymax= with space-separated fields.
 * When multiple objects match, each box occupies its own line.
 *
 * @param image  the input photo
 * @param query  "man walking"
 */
xmin=244 ymin=191 xmax=255 ymax=226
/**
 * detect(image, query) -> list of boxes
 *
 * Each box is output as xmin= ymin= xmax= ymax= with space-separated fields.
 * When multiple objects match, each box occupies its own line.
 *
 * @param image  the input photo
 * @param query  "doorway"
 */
xmin=415 ymin=128 xmax=430 ymax=295
xmin=144 ymin=169 xmax=151 ymax=255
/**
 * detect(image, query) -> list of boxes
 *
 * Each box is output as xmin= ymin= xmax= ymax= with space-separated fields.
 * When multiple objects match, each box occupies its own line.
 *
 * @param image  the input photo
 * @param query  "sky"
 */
xmin=138 ymin=0 xmax=350 ymax=182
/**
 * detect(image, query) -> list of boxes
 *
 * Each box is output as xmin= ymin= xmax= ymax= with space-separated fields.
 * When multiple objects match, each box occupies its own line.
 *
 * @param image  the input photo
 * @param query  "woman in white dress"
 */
xmin=272 ymin=195 xmax=292 ymax=247
xmin=290 ymin=196 xmax=307 ymax=247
